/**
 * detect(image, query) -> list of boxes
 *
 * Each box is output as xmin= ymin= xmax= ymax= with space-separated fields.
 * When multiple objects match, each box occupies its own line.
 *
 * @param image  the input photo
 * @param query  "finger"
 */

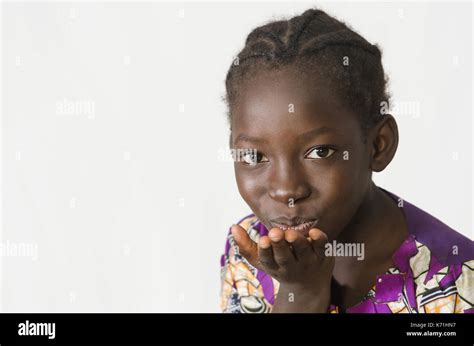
xmin=258 ymin=236 xmax=279 ymax=271
xmin=308 ymin=228 xmax=329 ymax=258
xmin=268 ymin=228 xmax=295 ymax=266
xmin=231 ymin=224 xmax=259 ymax=268
xmin=285 ymin=229 xmax=312 ymax=262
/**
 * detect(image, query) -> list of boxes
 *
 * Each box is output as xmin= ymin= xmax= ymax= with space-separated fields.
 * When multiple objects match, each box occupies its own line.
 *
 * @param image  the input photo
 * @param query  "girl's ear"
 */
xmin=369 ymin=114 xmax=399 ymax=172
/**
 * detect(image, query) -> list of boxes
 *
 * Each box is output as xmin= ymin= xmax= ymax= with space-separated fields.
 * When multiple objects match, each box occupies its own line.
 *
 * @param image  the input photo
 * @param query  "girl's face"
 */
xmin=231 ymin=66 xmax=373 ymax=240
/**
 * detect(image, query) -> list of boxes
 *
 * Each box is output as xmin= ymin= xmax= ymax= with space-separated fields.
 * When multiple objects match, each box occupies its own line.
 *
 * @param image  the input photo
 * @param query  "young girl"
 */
xmin=219 ymin=8 xmax=473 ymax=313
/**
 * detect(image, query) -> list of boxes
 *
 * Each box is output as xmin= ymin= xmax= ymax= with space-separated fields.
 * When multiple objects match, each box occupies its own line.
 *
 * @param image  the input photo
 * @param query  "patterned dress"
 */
xmin=220 ymin=189 xmax=474 ymax=313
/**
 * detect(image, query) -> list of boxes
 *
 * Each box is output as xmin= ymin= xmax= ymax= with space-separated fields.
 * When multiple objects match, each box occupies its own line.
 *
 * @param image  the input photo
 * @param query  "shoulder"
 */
xmin=406 ymin=201 xmax=473 ymax=266
xmin=383 ymin=189 xmax=474 ymax=313
xmin=383 ymin=188 xmax=474 ymax=265
xmin=406 ymin=238 xmax=474 ymax=313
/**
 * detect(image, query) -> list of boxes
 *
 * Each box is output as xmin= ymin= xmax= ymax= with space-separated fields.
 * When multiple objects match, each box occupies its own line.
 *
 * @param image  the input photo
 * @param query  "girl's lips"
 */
xmin=270 ymin=219 xmax=318 ymax=234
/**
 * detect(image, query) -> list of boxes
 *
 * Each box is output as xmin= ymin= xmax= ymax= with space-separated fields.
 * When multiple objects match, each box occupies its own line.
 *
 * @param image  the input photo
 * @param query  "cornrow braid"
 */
xmin=225 ymin=8 xmax=390 ymax=136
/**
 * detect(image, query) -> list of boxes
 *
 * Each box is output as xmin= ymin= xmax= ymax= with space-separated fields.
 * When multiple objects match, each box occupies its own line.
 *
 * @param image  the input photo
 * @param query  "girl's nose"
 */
xmin=268 ymin=162 xmax=311 ymax=205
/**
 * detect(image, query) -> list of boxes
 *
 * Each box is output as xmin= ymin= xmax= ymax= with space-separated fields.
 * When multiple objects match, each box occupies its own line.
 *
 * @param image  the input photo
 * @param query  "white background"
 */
xmin=1 ymin=1 xmax=472 ymax=312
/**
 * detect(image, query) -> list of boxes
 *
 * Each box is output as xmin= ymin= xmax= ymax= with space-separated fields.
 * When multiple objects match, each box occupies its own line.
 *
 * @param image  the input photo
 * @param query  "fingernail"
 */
xmin=268 ymin=229 xmax=281 ymax=241
xmin=259 ymin=238 xmax=270 ymax=249
xmin=268 ymin=234 xmax=280 ymax=242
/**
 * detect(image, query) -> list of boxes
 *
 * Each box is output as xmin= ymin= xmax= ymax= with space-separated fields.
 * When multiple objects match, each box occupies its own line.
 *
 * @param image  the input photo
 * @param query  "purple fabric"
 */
xmin=257 ymin=270 xmax=275 ymax=305
xmin=220 ymin=254 xmax=225 ymax=267
xmin=405 ymin=270 xmax=418 ymax=310
xmin=381 ymin=189 xmax=474 ymax=266
xmin=439 ymin=264 xmax=463 ymax=289
xmin=348 ymin=299 xmax=377 ymax=313
xmin=254 ymin=221 xmax=269 ymax=237
xmin=424 ymin=255 xmax=444 ymax=284
xmin=392 ymin=235 xmax=418 ymax=273
xmin=374 ymin=303 xmax=394 ymax=313
xmin=348 ymin=299 xmax=393 ymax=313
xmin=375 ymin=274 xmax=405 ymax=303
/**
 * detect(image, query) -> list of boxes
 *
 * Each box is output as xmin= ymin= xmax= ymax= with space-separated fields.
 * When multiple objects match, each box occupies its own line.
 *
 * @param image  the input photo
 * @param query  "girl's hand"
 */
xmin=231 ymin=224 xmax=334 ymax=312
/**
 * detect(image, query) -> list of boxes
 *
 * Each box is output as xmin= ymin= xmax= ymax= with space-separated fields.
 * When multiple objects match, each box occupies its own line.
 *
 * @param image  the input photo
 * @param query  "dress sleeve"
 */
xmin=219 ymin=224 xmax=273 ymax=313
xmin=453 ymin=260 xmax=474 ymax=313
xmin=219 ymin=227 xmax=242 ymax=313
xmin=421 ymin=260 xmax=474 ymax=313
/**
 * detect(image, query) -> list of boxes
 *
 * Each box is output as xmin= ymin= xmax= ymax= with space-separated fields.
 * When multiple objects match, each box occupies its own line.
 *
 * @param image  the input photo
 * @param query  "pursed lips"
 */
xmin=269 ymin=218 xmax=318 ymax=233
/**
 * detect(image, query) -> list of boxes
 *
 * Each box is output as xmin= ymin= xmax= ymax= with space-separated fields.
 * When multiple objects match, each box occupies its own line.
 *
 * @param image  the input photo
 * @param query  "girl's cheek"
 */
xmin=236 ymin=171 xmax=266 ymax=205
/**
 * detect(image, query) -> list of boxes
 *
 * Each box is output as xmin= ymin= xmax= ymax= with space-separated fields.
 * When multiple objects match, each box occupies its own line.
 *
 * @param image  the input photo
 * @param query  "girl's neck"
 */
xmin=330 ymin=183 xmax=408 ymax=309
xmin=335 ymin=182 xmax=408 ymax=264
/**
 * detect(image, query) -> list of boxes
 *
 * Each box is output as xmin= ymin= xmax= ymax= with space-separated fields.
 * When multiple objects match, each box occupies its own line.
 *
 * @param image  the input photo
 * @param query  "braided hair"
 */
xmin=224 ymin=8 xmax=390 ymax=137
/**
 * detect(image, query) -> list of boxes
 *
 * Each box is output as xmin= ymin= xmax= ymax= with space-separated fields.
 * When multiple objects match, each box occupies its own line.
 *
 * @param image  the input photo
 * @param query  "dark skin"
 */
xmin=230 ymin=66 xmax=408 ymax=312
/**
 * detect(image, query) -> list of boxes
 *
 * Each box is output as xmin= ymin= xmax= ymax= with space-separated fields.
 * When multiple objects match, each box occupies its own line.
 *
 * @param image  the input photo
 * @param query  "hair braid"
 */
xmin=225 ymin=8 xmax=390 ymax=135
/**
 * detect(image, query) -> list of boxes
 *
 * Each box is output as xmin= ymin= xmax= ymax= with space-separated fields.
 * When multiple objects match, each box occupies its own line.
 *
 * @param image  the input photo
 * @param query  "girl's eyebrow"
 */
xmin=299 ymin=126 xmax=339 ymax=140
xmin=234 ymin=133 xmax=267 ymax=145
xmin=234 ymin=126 xmax=338 ymax=145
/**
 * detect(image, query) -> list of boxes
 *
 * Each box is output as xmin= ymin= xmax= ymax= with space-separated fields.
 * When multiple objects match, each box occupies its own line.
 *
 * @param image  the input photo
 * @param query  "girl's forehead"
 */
xmin=232 ymin=74 xmax=355 ymax=131
xmin=231 ymin=101 xmax=361 ymax=149
xmin=237 ymin=65 xmax=325 ymax=99
xmin=234 ymin=66 xmax=346 ymax=115
xmin=230 ymin=71 xmax=365 ymax=146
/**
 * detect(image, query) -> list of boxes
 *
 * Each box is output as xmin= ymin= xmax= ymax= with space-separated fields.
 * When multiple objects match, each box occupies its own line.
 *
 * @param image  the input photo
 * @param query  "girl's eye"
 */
xmin=305 ymin=147 xmax=336 ymax=159
xmin=241 ymin=151 xmax=269 ymax=165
